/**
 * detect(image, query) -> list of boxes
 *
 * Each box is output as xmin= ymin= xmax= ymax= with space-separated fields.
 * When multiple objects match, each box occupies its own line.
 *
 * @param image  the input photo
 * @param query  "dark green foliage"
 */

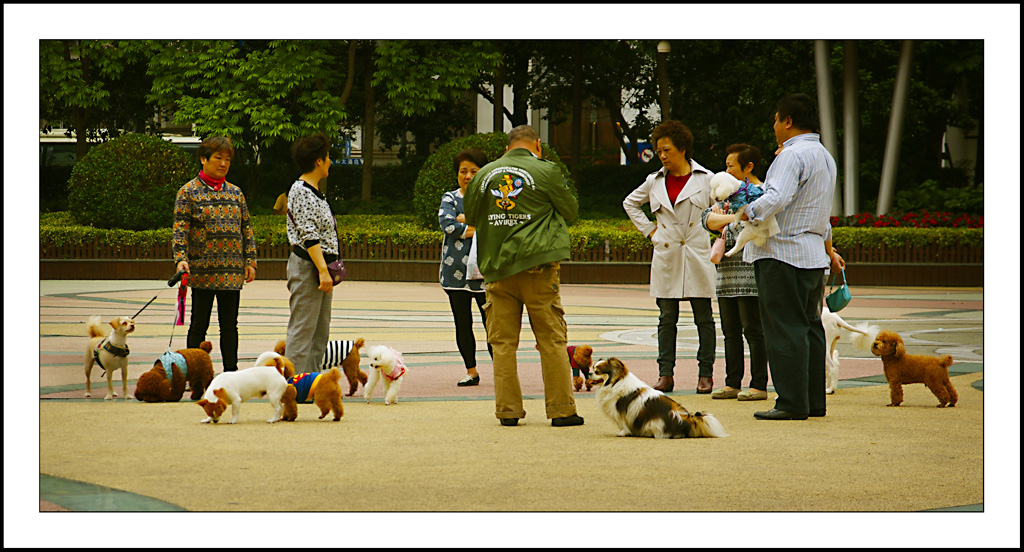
xmin=40 ymin=164 xmax=75 ymax=212
xmin=412 ymin=132 xmax=575 ymax=228
xmin=575 ymin=161 xmax=660 ymax=219
xmin=68 ymin=134 xmax=197 ymax=230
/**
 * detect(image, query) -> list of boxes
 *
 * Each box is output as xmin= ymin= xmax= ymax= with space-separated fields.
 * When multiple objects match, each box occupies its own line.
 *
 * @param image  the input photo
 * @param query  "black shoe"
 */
xmin=551 ymin=414 xmax=585 ymax=427
xmin=753 ymin=408 xmax=808 ymax=420
xmin=500 ymin=418 xmax=519 ymax=426
xmin=809 ymin=409 xmax=826 ymax=417
xmin=457 ymin=374 xmax=480 ymax=387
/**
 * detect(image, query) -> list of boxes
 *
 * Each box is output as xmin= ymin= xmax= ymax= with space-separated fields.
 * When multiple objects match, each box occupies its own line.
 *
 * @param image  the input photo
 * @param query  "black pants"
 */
xmin=445 ymin=289 xmax=492 ymax=369
xmin=754 ymin=259 xmax=826 ymax=415
xmin=718 ymin=295 xmax=768 ymax=390
xmin=656 ymin=297 xmax=715 ymax=378
xmin=187 ymin=288 xmax=240 ymax=372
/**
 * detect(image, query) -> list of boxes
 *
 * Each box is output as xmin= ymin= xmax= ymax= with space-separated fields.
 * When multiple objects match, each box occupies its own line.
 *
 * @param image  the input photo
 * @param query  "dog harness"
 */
xmin=567 ymin=345 xmax=591 ymax=378
xmin=158 ymin=351 xmax=188 ymax=380
xmin=382 ymin=349 xmax=406 ymax=382
xmin=321 ymin=340 xmax=357 ymax=370
xmin=93 ymin=339 xmax=130 ymax=376
xmin=287 ymin=372 xmax=323 ymax=403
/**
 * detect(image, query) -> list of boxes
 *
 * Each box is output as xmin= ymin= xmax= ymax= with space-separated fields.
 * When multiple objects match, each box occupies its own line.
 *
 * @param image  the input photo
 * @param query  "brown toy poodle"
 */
xmin=275 ymin=338 xmax=367 ymax=396
xmin=261 ymin=351 xmax=344 ymax=422
xmin=134 ymin=341 xmax=214 ymax=402
xmin=870 ymin=330 xmax=958 ymax=407
xmin=568 ymin=344 xmax=596 ymax=392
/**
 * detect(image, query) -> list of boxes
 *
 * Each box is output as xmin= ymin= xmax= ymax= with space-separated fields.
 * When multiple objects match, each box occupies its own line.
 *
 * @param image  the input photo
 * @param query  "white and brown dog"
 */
xmin=197 ymin=356 xmax=288 ymax=424
xmin=591 ymin=358 xmax=727 ymax=439
xmin=364 ymin=345 xmax=407 ymax=405
xmin=821 ymin=306 xmax=877 ymax=394
xmin=84 ymin=315 xmax=135 ymax=400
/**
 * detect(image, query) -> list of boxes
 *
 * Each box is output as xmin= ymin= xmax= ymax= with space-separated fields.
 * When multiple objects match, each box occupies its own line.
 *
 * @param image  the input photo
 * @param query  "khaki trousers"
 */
xmin=483 ymin=264 xmax=577 ymax=420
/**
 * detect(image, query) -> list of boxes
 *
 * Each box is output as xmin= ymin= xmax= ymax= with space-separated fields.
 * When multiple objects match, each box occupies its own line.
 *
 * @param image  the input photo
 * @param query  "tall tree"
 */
xmin=147 ymin=39 xmax=357 ymax=194
xmin=39 ymin=40 xmax=159 ymax=161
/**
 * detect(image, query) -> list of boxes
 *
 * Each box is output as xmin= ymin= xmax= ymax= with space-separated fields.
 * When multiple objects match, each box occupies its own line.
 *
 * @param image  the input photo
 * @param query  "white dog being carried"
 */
xmin=709 ymin=171 xmax=781 ymax=257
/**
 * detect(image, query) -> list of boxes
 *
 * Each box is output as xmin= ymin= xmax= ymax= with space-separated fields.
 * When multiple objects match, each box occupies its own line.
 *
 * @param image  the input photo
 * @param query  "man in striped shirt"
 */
xmin=740 ymin=94 xmax=845 ymax=421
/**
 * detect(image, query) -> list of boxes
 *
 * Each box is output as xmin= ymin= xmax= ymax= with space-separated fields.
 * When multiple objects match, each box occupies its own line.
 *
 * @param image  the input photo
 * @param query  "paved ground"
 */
xmin=16 ymin=279 xmax=1016 ymax=547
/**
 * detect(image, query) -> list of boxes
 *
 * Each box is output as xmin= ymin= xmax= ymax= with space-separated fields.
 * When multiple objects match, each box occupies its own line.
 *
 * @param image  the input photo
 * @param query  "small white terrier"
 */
xmin=709 ymin=171 xmax=781 ymax=257
xmin=197 ymin=357 xmax=288 ymax=424
xmin=364 ymin=345 xmax=407 ymax=405
xmin=821 ymin=306 xmax=877 ymax=394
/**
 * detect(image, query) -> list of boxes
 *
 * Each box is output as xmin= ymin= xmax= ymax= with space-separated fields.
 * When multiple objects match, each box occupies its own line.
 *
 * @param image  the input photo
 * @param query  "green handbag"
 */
xmin=825 ymin=268 xmax=851 ymax=312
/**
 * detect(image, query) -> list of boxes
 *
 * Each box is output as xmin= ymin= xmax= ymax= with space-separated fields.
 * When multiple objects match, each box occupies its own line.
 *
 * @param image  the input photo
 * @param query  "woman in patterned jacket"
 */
xmin=284 ymin=133 xmax=339 ymax=376
xmin=173 ymin=136 xmax=257 ymax=373
xmin=438 ymin=148 xmax=492 ymax=387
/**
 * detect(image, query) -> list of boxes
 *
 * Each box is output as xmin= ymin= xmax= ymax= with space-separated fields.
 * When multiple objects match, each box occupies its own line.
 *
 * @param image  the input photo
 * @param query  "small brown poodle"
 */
xmin=134 ymin=342 xmax=214 ymax=403
xmin=275 ymin=338 xmax=367 ymax=396
xmin=869 ymin=330 xmax=958 ymax=407
xmin=260 ymin=351 xmax=344 ymax=422
xmin=568 ymin=344 xmax=596 ymax=392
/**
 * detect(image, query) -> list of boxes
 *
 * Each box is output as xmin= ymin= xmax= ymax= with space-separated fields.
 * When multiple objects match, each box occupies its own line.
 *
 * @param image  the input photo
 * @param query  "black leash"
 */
xmin=131 ymin=269 xmax=187 ymax=319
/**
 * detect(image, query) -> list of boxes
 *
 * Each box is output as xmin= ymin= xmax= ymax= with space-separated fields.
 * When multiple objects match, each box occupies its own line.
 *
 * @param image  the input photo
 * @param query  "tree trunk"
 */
xmin=361 ymin=42 xmax=375 ymax=202
xmin=602 ymin=93 xmax=641 ymax=164
xmin=338 ymin=40 xmax=358 ymax=108
xmin=493 ymin=41 xmax=505 ymax=133
xmin=508 ymin=45 xmax=529 ymax=127
xmin=570 ymin=42 xmax=583 ymax=177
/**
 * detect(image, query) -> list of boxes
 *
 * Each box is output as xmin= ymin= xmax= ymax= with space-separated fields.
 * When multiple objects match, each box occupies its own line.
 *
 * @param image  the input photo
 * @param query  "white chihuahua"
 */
xmin=198 ymin=357 xmax=288 ymax=424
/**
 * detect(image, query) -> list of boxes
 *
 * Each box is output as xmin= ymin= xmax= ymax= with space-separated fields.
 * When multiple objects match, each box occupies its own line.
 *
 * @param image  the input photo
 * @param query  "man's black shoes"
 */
xmin=753 ymin=408 xmax=808 ymax=420
xmin=552 ymin=414 xmax=585 ymax=427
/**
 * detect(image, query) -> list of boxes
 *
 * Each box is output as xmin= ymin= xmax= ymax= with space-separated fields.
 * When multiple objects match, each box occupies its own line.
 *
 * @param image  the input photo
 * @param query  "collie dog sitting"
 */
xmin=592 ymin=358 xmax=727 ymax=439
xmin=256 ymin=351 xmax=344 ymax=422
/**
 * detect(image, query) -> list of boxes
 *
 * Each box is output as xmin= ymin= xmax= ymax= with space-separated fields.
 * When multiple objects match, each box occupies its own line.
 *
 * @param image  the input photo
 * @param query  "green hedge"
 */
xmin=67 ymin=134 xmax=197 ymax=230
xmin=41 ymin=212 xmax=983 ymax=255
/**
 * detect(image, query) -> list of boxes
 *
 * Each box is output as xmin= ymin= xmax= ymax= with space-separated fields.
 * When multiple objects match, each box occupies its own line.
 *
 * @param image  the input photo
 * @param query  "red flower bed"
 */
xmin=830 ymin=210 xmax=983 ymax=229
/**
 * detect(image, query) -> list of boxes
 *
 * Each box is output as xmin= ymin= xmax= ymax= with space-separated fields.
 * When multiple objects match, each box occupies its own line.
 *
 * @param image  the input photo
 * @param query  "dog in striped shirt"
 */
xmin=275 ymin=338 xmax=367 ymax=396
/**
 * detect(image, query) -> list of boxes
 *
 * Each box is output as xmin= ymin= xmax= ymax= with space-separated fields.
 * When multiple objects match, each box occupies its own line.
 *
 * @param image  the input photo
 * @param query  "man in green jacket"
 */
xmin=464 ymin=125 xmax=583 ymax=428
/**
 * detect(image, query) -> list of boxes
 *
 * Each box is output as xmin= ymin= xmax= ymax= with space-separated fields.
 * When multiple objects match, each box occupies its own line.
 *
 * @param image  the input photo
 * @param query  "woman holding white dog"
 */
xmin=438 ymin=148 xmax=493 ymax=387
xmin=284 ymin=133 xmax=339 ymax=375
xmin=623 ymin=120 xmax=717 ymax=394
xmin=702 ymin=143 xmax=769 ymax=401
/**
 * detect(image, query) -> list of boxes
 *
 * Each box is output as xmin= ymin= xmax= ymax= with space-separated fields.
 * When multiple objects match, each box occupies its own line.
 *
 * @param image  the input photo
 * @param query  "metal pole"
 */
xmin=657 ymin=41 xmax=671 ymax=122
xmin=843 ymin=40 xmax=860 ymax=216
xmin=877 ymin=40 xmax=914 ymax=215
xmin=814 ymin=40 xmax=841 ymax=215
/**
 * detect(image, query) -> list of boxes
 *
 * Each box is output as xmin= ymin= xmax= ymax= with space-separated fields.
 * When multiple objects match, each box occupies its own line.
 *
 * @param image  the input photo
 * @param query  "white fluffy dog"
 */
xmin=821 ymin=306 xmax=878 ymax=394
xmin=84 ymin=315 xmax=135 ymax=400
xmin=591 ymin=358 xmax=727 ymax=439
xmin=364 ymin=345 xmax=407 ymax=405
xmin=197 ymin=356 xmax=288 ymax=424
xmin=709 ymin=171 xmax=781 ymax=257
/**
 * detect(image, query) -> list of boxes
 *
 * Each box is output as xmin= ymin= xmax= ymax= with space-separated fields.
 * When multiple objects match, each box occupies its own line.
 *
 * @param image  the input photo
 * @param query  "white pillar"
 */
xmin=877 ymin=40 xmax=914 ymax=215
xmin=815 ymin=40 xmax=841 ymax=215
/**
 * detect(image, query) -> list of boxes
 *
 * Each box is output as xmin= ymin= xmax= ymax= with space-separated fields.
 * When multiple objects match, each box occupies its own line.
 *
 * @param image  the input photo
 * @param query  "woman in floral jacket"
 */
xmin=438 ymin=148 xmax=492 ymax=387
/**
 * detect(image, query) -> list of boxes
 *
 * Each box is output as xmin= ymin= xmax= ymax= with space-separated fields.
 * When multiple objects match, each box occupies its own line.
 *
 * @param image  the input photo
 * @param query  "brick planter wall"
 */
xmin=39 ymin=238 xmax=983 ymax=286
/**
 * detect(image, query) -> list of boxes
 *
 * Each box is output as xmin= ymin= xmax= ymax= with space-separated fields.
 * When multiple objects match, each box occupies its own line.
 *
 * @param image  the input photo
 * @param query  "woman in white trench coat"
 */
xmin=623 ymin=120 xmax=717 ymax=393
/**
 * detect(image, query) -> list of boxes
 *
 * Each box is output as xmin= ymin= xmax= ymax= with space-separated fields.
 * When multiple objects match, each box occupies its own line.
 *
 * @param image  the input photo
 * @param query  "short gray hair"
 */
xmin=507 ymin=125 xmax=539 ymax=147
